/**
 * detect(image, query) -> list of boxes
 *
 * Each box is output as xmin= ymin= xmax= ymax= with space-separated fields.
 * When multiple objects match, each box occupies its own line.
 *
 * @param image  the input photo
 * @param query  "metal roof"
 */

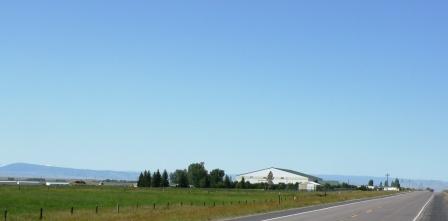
xmin=237 ymin=167 xmax=322 ymax=182
xmin=274 ymin=168 xmax=322 ymax=182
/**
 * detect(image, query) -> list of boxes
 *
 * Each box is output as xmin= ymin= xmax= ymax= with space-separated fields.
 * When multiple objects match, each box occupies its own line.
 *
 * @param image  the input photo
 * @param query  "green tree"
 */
xmin=169 ymin=172 xmax=176 ymax=185
xmin=178 ymin=170 xmax=189 ymax=187
xmin=224 ymin=175 xmax=232 ymax=188
xmin=368 ymin=179 xmax=374 ymax=186
xmin=162 ymin=170 xmax=169 ymax=187
xmin=152 ymin=170 xmax=162 ymax=187
xmin=145 ymin=170 xmax=152 ymax=187
xmin=384 ymin=180 xmax=389 ymax=187
xmin=199 ymin=175 xmax=210 ymax=188
xmin=140 ymin=170 xmax=151 ymax=187
xmin=393 ymin=178 xmax=401 ymax=188
xmin=137 ymin=172 xmax=144 ymax=187
xmin=170 ymin=169 xmax=189 ymax=187
xmin=267 ymin=171 xmax=274 ymax=189
xmin=187 ymin=162 xmax=208 ymax=188
xmin=286 ymin=183 xmax=296 ymax=190
xmin=209 ymin=169 xmax=225 ymax=188
xmin=278 ymin=183 xmax=286 ymax=190
xmin=359 ymin=185 xmax=368 ymax=191
xmin=237 ymin=177 xmax=246 ymax=189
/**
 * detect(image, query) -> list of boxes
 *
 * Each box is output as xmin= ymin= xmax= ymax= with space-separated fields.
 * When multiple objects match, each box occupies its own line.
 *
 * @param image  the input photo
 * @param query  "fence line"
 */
xmin=5 ymin=194 xmax=323 ymax=220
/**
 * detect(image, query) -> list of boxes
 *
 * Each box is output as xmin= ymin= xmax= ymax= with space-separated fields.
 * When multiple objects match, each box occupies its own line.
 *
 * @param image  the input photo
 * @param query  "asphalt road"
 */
xmin=226 ymin=191 xmax=434 ymax=221
xmin=421 ymin=192 xmax=448 ymax=221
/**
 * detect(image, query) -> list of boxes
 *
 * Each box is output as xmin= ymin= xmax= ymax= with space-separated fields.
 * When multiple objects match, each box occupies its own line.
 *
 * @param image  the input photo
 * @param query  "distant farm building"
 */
xmin=235 ymin=167 xmax=322 ymax=191
xmin=383 ymin=186 xmax=400 ymax=191
xmin=0 ymin=180 xmax=41 ymax=185
xmin=45 ymin=181 xmax=70 ymax=186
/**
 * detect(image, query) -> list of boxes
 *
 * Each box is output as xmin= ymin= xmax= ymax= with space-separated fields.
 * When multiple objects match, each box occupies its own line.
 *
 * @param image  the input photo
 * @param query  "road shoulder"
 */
xmin=419 ymin=192 xmax=447 ymax=221
xmin=221 ymin=192 xmax=404 ymax=221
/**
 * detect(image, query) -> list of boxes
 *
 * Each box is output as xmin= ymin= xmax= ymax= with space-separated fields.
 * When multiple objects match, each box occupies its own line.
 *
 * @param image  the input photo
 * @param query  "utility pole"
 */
xmin=385 ymin=173 xmax=390 ymax=186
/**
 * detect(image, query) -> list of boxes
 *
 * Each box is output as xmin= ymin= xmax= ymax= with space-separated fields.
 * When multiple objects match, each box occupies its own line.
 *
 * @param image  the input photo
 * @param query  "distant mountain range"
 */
xmin=0 ymin=163 xmax=139 ymax=181
xmin=1 ymin=163 xmax=447 ymax=191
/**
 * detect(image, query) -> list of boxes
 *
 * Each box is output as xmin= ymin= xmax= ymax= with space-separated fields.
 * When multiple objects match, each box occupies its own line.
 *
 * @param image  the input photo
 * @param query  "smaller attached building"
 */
xmin=383 ymin=186 xmax=400 ymax=191
xmin=235 ymin=167 xmax=322 ymax=191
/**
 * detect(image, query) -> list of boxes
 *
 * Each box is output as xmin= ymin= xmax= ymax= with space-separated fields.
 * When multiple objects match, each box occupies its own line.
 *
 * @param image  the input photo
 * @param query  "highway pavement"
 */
xmin=421 ymin=192 xmax=448 ymax=221
xmin=226 ymin=191 xmax=435 ymax=221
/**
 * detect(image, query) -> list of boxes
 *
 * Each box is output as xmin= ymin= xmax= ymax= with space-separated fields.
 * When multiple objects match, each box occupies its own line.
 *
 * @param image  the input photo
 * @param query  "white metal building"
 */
xmin=45 ymin=182 xmax=70 ymax=186
xmin=383 ymin=186 xmax=400 ymax=191
xmin=235 ymin=167 xmax=322 ymax=191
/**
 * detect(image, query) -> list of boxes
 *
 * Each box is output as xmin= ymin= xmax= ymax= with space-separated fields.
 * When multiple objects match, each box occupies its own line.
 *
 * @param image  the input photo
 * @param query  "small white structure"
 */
xmin=383 ymin=186 xmax=400 ymax=191
xmin=235 ymin=167 xmax=322 ymax=191
xmin=45 ymin=182 xmax=70 ymax=186
xmin=299 ymin=181 xmax=321 ymax=191
xmin=367 ymin=185 xmax=375 ymax=190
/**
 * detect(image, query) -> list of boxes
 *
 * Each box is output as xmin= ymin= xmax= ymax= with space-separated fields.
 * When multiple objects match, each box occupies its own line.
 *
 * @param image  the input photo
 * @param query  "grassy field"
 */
xmin=0 ymin=185 xmax=395 ymax=221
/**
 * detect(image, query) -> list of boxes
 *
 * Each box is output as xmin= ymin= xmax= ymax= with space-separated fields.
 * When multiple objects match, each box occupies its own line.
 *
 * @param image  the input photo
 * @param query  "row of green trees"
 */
xmin=367 ymin=178 xmax=401 ymax=188
xmin=138 ymin=162 xmax=234 ymax=188
xmin=320 ymin=182 xmax=358 ymax=191
xmin=168 ymin=162 xmax=231 ymax=188
xmin=137 ymin=169 xmax=169 ymax=187
xmin=237 ymin=177 xmax=302 ymax=190
xmin=390 ymin=178 xmax=401 ymax=188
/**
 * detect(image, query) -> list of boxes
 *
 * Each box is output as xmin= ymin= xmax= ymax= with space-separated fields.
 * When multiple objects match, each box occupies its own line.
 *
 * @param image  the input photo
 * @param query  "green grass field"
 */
xmin=0 ymin=185 xmax=395 ymax=221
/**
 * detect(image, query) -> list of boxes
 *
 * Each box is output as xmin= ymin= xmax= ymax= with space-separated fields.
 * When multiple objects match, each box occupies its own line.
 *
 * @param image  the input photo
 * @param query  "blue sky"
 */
xmin=1 ymin=0 xmax=447 ymax=180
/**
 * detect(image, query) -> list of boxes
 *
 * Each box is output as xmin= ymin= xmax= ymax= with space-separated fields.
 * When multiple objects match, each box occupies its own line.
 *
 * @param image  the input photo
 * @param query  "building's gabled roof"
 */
xmin=274 ymin=168 xmax=322 ymax=182
xmin=303 ymin=181 xmax=321 ymax=186
xmin=237 ymin=167 xmax=322 ymax=182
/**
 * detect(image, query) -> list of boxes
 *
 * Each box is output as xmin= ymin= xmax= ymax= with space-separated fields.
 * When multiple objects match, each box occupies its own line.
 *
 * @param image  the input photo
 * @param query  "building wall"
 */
xmin=235 ymin=168 xmax=310 ymax=184
xmin=383 ymin=187 xmax=400 ymax=191
xmin=298 ymin=182 xmax=319 ymax=191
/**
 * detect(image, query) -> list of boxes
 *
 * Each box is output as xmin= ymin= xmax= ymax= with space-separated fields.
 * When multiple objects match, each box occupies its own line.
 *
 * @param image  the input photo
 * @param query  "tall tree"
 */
xmin=267 ymin=171 xmax=274 ymax=189
xmin=162 ymin=170 xmax=169 ymax=187
xmin=199 ymin=175 xmax=210 ymax=188
xmin=368 ymin=179 xmax=374 ymax=186
xmin=169 ymin=169 xmax=189 ymax=187
xmin=152 ymin=170 xmax=162 ymax=187
xmin=237 ymin=177 xmax=246 ymax=189
xmin=393 ymin=178 xmax=401 ymax=188
xmin=187 ymin=162 xmax=208 ymax=188
xmin=169 ymin=172 xmax=176 ymax=185
xmin=224 ymin=175 xmax=232 ymax=188
xmin=144 ymin=170 xmax=152 ymax=187
xmin=209 ymin=169 xmax=225 ymax=188
xmin=384 ymin=180 xmax=389 ymax=187
xmin=178 ymin=170 xmax=189 ymax=188
xmin=137 ymin=172 xmax=144 ymax=187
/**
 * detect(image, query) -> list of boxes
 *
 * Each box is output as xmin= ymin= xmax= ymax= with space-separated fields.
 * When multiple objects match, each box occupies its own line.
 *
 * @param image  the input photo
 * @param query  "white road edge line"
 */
xmin=412 ymin=193 xmax=434 ymax=221
xmin=260 ymin=193 xmax=405 ymax=221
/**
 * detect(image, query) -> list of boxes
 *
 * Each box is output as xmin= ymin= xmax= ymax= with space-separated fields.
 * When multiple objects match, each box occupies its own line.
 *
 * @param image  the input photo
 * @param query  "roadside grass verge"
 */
xmin=0 ymin=186 xmax=394 ymax=221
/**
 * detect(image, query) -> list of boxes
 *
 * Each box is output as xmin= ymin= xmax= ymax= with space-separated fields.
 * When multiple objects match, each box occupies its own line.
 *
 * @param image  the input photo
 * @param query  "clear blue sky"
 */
xmin=1 ymin=0 xmax=447 ymax=181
